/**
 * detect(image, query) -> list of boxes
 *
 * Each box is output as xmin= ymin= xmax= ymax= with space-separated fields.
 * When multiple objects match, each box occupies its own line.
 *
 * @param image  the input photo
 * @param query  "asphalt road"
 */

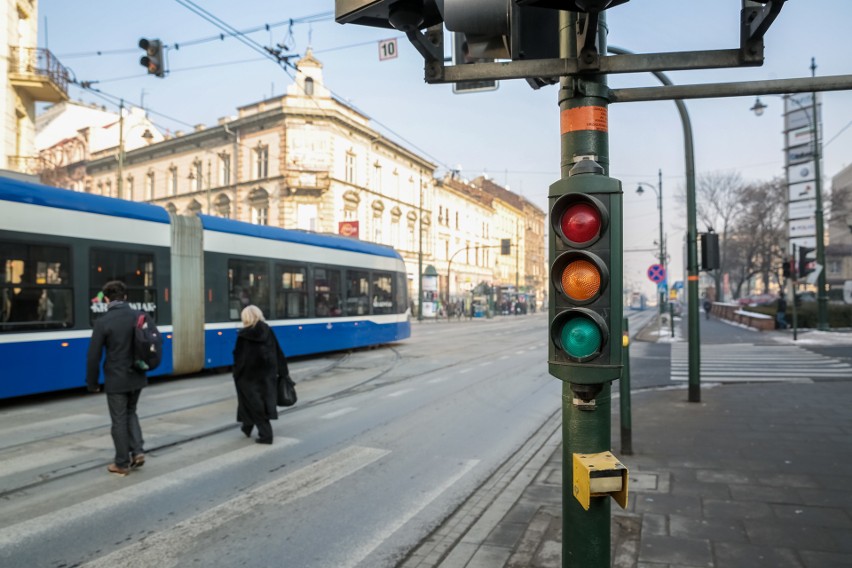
xmin=0 ymin=313 xmax=574 ymax=568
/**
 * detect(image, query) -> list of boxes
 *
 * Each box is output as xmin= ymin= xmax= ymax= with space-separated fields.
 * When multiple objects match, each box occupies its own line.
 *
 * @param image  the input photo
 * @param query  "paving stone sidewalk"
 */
xmin=457 ymin=379 xmax=852 ymax=568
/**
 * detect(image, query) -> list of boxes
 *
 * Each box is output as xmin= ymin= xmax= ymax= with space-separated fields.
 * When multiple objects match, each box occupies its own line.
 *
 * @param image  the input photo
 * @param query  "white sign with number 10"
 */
xmin=379 ymin=38 xmax=398 ymax=61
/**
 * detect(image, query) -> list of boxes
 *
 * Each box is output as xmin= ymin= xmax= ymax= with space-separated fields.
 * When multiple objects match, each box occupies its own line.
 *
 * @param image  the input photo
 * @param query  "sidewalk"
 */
xmin=404 ymin=320 xmax=852 ymax=567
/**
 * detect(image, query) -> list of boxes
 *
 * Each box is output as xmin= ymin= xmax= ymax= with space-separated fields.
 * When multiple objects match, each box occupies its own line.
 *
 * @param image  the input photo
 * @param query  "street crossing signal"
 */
xmin=139 ymin=38 xmax=165 ymax=77
xmin=549 ymin=159 xmax=622 ymax=385
xmin=798 ymin=245 xmax=816 ymax=277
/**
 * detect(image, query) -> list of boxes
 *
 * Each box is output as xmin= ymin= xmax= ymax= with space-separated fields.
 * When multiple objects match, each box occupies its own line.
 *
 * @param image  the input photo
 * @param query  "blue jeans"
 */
xmin=776 ymin=312 xmax=788 ymax=329
xmin=107 ymin=389 xmax=145 ymax=468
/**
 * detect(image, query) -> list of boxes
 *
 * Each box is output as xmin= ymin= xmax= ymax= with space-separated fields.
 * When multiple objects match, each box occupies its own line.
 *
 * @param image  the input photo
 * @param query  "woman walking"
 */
xmin=233 ymin=305 xmax=288 ymax=444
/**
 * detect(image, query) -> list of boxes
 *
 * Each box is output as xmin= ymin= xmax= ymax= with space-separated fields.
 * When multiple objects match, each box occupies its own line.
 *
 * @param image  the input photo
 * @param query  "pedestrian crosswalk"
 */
xmin=671 ymin=343 xmax=852 ymax=383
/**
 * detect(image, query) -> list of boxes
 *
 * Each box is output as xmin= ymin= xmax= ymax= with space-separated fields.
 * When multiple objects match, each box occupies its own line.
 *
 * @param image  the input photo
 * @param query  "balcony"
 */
xmin=8 ymin=47 xmax=70 ymax=102
xmin=7 ymin=155 xmax=42 ymax=175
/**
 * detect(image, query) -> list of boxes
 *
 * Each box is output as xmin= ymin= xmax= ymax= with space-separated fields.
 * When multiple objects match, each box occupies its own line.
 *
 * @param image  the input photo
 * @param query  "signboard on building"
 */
xmin=339 ymin=220 xmax=359 ymax=238
xmin=788 ymin=161 xmax=816 ymax=185
xmin=788 ymin=181 xmax=816 ymax=202
xmin=788 ymin=198 xmax=817 ymax=220
xmin=789 ymin=217 xmax=816 ymax=238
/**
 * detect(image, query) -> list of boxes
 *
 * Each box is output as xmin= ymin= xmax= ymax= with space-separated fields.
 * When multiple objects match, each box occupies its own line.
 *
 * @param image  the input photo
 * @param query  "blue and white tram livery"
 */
xmin=0 ymin=178 xmax=410 ymax=399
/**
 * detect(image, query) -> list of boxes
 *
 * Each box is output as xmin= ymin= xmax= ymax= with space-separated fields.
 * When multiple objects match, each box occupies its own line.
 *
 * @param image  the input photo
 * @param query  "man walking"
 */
xmin=86 ymin=281 xmax=147 ymax=477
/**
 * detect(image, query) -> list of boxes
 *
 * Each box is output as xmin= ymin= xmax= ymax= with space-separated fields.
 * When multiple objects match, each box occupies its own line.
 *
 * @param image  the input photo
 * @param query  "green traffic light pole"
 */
xmin=558 ymin=11 xmax=614 ymax=567
xmin=607 ymin=45 xmax=702 ymax=403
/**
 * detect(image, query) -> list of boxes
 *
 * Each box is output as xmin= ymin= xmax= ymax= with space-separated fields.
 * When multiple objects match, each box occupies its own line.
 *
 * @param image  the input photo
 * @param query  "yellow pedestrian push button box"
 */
xmin=572 ymin=451 xmax=628 ymax=511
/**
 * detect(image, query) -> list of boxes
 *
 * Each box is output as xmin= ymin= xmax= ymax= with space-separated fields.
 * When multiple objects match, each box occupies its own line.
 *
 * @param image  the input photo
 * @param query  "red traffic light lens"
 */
xmin=560 ymin=202 xmax=601 ymax=245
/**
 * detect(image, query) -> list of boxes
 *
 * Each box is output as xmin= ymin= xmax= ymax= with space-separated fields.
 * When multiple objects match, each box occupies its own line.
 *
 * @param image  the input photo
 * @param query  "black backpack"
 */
xmin=133 ymin=311 xmax=163 ymax=372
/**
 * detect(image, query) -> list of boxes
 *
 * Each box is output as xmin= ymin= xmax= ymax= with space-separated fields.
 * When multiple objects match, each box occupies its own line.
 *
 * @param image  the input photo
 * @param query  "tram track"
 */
xmin=0 ymin=324 xmax=545 ymax=498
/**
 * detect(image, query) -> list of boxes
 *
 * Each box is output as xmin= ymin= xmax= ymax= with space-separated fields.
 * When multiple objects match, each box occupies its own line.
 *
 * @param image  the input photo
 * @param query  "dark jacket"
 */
xmin=233 ymin=321 xmax=286 ymax=421
xmin=86 ymin=302 xmax=147 ymax=393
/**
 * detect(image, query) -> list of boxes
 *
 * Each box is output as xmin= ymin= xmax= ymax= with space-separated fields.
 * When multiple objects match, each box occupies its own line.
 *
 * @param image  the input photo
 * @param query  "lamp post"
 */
xmin=750 ymin=58 xmax=828 ymax=330
xmin=636 ymin=169 xmax=665 ymax=316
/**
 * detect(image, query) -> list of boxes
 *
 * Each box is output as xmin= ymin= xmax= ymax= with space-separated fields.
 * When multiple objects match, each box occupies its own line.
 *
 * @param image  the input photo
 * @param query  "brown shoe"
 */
xmin=108 ymin=463 xmax=129 ymax=477
xmin=130 ymin=454 xmax=145 ymax=469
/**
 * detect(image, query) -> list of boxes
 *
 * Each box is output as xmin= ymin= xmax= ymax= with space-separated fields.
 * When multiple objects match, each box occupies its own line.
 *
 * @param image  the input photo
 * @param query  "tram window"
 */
xmin=314 ymin=268 xmax=342 ymax=317
xmin=1 ymin=241 xmax=73 ymax=331
xmin=228 ymin=259 xmax=270 ymax=320
xmin=275 ymin=264 xmax=307 ymax=319
xmin=395 ymin=273 xmax=408 ymax=314
xmin=345 ymin=270 xmax=370 ymax=316
xmin=89 ymin=249 xmax=156 ymax=325
xmin=371 ymin=272 xmax=395 ymax=315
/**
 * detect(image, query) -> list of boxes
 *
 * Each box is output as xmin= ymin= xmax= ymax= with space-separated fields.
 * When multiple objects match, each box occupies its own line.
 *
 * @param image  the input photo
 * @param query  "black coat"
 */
xmin=233 ymin=322 xmax=288 ymax=422
xmin=86 ymin=302 xmax=147 ymax=393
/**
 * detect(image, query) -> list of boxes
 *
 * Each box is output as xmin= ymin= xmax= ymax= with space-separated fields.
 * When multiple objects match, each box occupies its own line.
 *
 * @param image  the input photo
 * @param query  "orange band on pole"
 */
xmin=687 ymin=275 xmax=699 ymax=281
xmin=561 ymin=106 xmax=608 ymax=134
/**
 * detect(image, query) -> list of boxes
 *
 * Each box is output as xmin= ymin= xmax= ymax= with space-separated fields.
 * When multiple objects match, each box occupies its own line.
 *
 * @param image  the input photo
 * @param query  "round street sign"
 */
xmin=647 ymin=264 xmax=666 ymax=283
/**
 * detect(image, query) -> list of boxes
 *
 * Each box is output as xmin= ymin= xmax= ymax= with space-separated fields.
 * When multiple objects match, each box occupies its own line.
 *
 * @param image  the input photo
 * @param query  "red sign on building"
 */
xmin=339 ymin=221 xmax=359 ymax=238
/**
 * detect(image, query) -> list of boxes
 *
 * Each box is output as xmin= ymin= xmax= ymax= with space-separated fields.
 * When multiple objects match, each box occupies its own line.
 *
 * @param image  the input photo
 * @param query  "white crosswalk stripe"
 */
xmin=670 ymin=343 xmax=852 ymax=383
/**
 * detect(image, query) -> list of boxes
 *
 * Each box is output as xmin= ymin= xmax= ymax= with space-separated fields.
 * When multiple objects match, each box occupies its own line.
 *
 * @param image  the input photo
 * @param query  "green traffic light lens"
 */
xmin=560 ymin=316 xmax=602 ymax=359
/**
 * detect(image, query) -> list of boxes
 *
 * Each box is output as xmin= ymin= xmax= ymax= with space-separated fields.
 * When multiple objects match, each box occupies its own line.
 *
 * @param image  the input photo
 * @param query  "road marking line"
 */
xmin=427 ymin=377 xmax=449 ymax=384
xmin=340 ymin=459 xmax=479 ymax=568
xmin=79 ymin=446 xmax=389 ymax=568
xmin=321 ymin=407 xmax=358 ymax=420
xmin=385 ymin=388 xmax=414 ymax=398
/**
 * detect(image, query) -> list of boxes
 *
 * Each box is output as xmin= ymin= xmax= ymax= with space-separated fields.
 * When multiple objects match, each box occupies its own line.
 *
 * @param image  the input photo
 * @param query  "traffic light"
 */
xmin=700 ymin=231 xmax=720 ymax=271
xmin=139 ymin=38 xmax=165 ymax=77
xmin=549 ymin=159 xmax=622 ymax=385
xmin=451 ymin=32 xmax=498 ymax=94
xmin=782 ymin=257 xmax=792 ymax=279
xmin=798 ymin=245 xmax=815 ymax=277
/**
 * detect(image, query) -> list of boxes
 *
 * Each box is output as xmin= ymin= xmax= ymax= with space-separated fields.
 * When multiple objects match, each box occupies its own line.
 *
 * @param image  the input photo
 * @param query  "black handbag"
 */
xmin=277 ymin=374 xmax=297 ymax=407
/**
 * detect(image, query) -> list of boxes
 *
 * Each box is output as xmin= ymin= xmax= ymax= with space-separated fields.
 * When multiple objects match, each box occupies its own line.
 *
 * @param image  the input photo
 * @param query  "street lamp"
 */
xmin=750 ymin=58 xmax=828 ymax=330
xmin=636 ymin=169 xmax=665 ymax=316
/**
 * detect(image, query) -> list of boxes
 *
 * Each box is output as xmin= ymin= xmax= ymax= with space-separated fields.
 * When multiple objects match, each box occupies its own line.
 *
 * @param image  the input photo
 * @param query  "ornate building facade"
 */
xmin=47 ymin=51 xmax=546 ymax=312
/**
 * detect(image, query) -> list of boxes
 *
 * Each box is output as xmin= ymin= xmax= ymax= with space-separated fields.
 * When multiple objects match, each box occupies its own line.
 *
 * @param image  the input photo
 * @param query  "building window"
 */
xmin=297 ymin=204 xmax=317 ymax=232
xmin=373 ymin=162 xmax=382 ymax=191
xmin=125 ymin=176 xmax=134 ymax=201
xmin=214 ymin=194 xmax=231 ymax=218
xmin=219 ymin=152 xmax=231 ymax=186
xmin=169 ymin=166 xmax=178 ymax=196
xmin=145 ymin=171 xmax=155 ymax=200
xmin=255 ymin=145 xmax=269 ymax=179
xmin=345 ymin=152 xmax=356 ymax=184
xmin=249 ymin=188 xmax=269 ymax=226
xmin=193 ymin=161 xmax=203 ymax=192
xmin=304 ymin=76 xmax=314 ymax=96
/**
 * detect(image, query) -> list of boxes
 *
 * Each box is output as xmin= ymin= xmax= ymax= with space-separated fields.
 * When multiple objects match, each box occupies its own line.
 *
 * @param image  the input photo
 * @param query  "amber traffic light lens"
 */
xmin=560 ymin=202 xmax=601 ymax=245
xmin=561 ymin=259 xmax=601 ymax=301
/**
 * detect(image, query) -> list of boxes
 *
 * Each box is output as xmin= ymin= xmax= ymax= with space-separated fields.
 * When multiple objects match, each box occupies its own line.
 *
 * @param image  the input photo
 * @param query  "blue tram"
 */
xmin=0 ymin=178 xmax=411 ymax=399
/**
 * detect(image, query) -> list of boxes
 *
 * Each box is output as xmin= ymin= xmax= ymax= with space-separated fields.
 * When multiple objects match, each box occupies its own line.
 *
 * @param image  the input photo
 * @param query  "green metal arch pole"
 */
xmin=607 ymin=46 xmax=701 ymax=402
xmin=560 ymin=11 xmax=612 ymax=567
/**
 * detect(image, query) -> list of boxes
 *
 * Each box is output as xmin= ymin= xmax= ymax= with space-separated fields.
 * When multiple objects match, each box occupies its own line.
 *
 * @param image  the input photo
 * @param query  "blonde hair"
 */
xmin=240 ymin=305 xmax=265 ymax=328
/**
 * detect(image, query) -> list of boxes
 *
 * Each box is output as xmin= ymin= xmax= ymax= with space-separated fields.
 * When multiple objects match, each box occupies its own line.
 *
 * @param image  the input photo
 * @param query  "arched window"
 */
xmin=187 ymin=200 xmax=202 ymax=215
xmin=249 ymin=188 xmax=269 ymax=225
xmin=305 ymin=76 xmax=314 ymax=96
xmin=215 ymin=193 xmax=231 ymax=218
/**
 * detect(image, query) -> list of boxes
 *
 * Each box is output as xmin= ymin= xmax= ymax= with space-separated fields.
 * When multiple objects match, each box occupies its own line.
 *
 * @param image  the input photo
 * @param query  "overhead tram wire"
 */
xmin=57 ymin=10 xmax=333 ymax=60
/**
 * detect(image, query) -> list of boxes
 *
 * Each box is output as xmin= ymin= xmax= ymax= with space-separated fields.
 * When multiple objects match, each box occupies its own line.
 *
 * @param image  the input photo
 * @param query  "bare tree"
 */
xmin=726 ymin=178 xmax=787 ymax=298
xmin=692 ymin=171 xmax=746 ymax=300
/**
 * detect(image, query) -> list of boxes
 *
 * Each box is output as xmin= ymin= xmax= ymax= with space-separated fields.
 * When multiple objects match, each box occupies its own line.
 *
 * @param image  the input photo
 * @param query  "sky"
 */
xmin=38 ymin=0 xmax=852 ymax=301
